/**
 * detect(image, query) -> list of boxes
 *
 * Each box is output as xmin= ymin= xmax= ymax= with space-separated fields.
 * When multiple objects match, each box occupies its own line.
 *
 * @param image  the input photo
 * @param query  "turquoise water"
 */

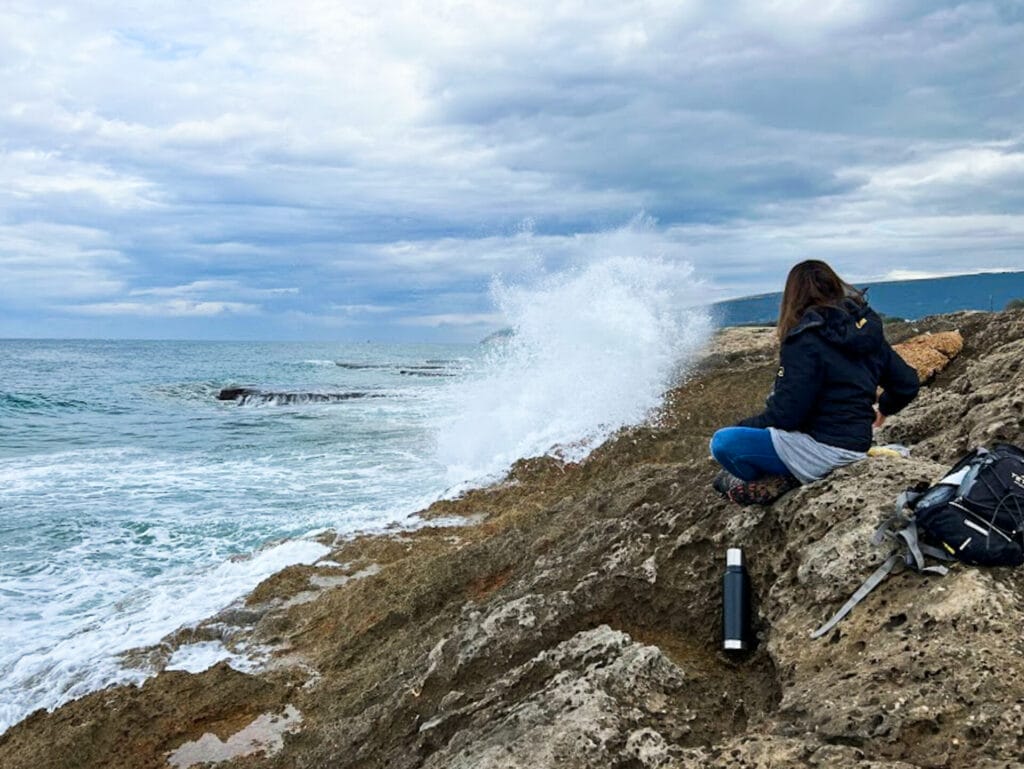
xmin=0 ymin=340 xmax=473 ymax=731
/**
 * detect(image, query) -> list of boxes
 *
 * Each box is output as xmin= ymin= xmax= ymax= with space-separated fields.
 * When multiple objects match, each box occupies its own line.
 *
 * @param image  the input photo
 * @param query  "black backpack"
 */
xmin=811 ymin=443 xmax=1024 ymax=639
xmin=912 ymin=443 xmax=1024 ymax=567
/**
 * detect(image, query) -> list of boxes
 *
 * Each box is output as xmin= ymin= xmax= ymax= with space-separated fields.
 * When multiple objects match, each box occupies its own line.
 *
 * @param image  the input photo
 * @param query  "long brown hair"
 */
xmin=777 ymin=260 xmax=863 ymax=341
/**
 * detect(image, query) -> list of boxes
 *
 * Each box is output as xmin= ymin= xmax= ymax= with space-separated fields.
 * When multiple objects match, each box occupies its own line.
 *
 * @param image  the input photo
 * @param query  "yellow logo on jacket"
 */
xmin=777 ymin=366 xmax=784 ymax=377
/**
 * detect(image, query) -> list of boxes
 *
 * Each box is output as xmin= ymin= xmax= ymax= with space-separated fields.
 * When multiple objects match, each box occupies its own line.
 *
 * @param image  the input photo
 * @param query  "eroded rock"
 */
xmin=893 ymin=329 xmax=964 ymax=382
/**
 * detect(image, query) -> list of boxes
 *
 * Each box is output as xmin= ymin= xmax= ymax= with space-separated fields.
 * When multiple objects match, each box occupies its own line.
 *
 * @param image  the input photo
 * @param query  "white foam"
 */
xmin=0 ymin=342 xmax=459 ymax=736
xmin=435 ymin=250 xmax=712 ymax=483
xmin=0 ymin=538 xmax=328 ymax=733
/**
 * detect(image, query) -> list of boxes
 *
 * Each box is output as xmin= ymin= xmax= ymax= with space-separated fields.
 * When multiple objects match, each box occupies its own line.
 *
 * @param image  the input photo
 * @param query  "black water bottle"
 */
xmin=723 ymin=548 xmax=751 ymax=651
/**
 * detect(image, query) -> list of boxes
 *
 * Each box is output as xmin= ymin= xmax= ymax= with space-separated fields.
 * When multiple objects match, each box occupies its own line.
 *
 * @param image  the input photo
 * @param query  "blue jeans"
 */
xmin=710 ymin=427 xmax=791 ymax=482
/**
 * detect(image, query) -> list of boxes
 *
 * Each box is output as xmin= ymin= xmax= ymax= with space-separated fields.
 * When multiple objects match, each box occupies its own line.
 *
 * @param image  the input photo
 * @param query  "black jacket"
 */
xmin=736 ymin=299 xmax=919 ymax=452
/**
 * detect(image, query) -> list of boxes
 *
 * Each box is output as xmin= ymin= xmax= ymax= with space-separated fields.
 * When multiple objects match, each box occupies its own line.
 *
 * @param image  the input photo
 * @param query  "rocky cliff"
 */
xmin=2 ymin=310 xmax=1023 ymax=769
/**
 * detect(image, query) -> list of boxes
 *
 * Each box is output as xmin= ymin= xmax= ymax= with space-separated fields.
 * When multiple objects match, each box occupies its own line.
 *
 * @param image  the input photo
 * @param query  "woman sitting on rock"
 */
xmin=711 ymin=260 xmax=920 ymax=505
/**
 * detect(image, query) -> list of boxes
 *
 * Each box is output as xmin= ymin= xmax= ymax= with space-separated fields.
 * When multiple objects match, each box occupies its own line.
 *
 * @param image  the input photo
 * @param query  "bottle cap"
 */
xmin=727 ymin=548 xmax=744 ymax=567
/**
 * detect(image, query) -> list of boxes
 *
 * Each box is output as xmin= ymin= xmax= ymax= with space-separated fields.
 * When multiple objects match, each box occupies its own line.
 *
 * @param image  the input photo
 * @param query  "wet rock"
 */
xmin=0 ymin=664 xmax=289 ymax=769
xmin=167 ymin=704 xmax=301 ymax=768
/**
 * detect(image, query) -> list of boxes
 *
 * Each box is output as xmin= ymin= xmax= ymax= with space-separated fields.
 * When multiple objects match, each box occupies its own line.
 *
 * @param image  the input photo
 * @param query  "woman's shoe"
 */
xmin=712 ymin=469 xmax=744 ymax=496
xmin=727 ymin=474 xmax=800 ymax=506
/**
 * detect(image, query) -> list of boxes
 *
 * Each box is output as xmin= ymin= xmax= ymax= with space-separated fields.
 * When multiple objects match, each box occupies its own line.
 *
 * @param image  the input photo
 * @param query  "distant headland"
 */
xmin=714 ymin=269 xmax=1024 ymax=326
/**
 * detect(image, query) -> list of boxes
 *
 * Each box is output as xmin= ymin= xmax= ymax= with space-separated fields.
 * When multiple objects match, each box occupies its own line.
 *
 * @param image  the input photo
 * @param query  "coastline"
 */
xmin=3 ymin=309 xmax=1024 ymax=768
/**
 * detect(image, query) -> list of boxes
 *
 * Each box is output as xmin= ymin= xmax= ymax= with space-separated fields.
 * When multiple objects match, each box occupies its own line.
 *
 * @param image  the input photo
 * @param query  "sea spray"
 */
xmin=435 ymin=255 xmax=712 ymax=484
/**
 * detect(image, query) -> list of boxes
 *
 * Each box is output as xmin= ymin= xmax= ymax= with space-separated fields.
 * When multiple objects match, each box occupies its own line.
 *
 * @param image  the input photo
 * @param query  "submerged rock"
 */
xmin=216 ymin=387 xmax=384 ymax=404
xmin=3 ymin=310 xmax=1024 ymax=769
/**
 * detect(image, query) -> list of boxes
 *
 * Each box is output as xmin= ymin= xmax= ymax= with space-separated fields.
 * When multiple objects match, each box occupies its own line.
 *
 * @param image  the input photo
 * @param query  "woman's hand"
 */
xmin=873 ymin=407 xmax=886 ymax=429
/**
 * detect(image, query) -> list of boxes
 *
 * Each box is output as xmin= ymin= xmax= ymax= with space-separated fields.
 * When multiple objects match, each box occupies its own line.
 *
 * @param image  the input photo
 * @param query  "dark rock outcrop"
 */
xmin=216 ymin=388 xmax=384 ymax=404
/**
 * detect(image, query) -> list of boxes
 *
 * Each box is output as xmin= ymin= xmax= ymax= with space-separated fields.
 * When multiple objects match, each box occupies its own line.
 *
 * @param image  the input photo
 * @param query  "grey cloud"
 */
xmin=70 ymin=299 xmax=260 ymax=317
xmin=1 ymin=0 xmax=1022 ymax=339
xmin=0 ymin=221 xmax=127 ymax=305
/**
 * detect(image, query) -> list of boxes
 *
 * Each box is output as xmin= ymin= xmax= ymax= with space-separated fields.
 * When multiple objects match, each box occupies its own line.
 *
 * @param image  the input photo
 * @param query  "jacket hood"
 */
xmin=788 ymin=297 xmax=884 ymax=355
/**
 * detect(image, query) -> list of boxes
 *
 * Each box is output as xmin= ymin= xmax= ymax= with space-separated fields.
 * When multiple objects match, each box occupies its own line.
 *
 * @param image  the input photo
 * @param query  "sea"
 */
xmin=0 ymin=256 xmax=713 ymax=733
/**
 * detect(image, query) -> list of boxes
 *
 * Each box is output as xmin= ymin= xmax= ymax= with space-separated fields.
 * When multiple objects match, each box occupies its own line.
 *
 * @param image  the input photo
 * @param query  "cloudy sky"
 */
xmin=2 ymin=1 xmax=1022 ymax=341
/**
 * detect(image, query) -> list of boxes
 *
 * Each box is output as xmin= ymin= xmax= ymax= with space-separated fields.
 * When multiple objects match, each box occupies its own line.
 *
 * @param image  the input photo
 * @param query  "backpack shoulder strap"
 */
xmin=810 ymin=553 xmax=903 ymax=639
xmin=894 ymin=521 xmax=953 ymax=574
xmin=870 ymin=490 xmax=918 ymax=545
xmin=811 ymin=516 xmax=954 ymax=640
